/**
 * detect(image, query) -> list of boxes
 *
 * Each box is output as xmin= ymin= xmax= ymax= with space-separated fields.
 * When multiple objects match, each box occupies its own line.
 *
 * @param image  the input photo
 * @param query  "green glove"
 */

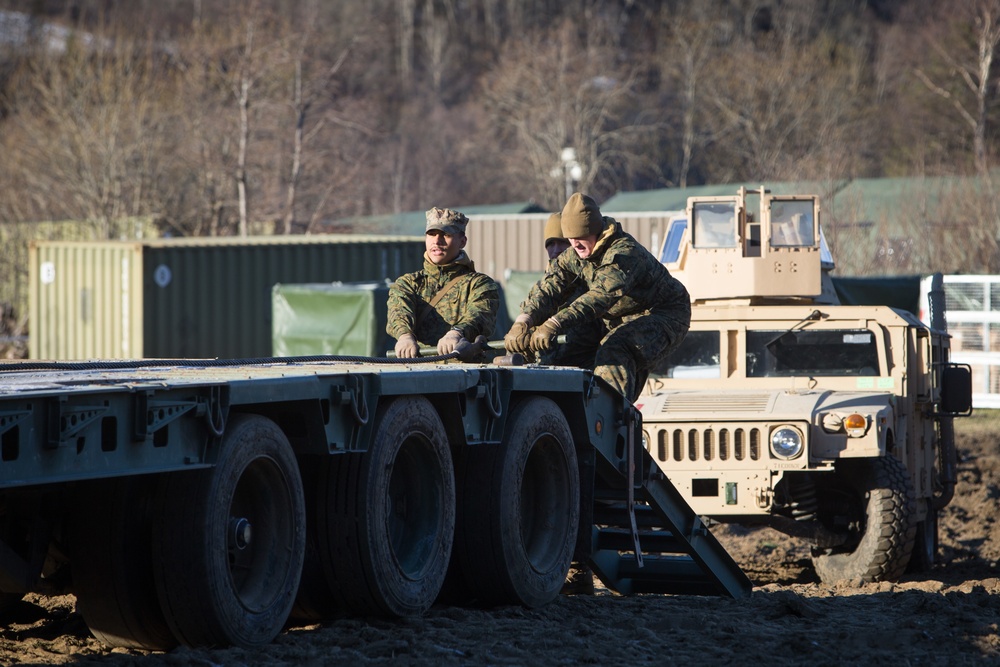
xmin=529 ymin=318 xmax=561 ymax=353
xmin=504 ymin=320 xmax=532 ymax=354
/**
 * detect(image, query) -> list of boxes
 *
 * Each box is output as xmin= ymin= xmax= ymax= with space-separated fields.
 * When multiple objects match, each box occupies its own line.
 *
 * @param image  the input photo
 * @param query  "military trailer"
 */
xmin=637 ymin=186 xmax=972 ymax=584
xmin=0 ymin=345 xmax=750 ymax=651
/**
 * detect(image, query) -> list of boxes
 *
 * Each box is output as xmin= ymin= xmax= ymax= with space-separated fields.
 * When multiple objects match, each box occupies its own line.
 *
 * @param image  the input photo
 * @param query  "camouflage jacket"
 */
xmin=386 ymin=251 xmax=500 ymax=346
xmin=521 ymin=218 xmax=690 ymax=331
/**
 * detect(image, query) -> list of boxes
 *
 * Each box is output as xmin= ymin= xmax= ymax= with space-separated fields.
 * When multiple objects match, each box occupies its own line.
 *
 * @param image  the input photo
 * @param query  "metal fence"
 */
xmin=929 ymin=275 xmax=1000 ymax=409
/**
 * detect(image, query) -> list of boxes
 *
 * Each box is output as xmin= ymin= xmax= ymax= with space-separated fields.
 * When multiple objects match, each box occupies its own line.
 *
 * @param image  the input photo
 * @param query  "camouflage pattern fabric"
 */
xmin=387 ymin=250 xmax=500 ymax=347
xmin=520 ymin=219 xmax=691 ymax=401
xmin=536 ymin=255 xmax=606 ymax=369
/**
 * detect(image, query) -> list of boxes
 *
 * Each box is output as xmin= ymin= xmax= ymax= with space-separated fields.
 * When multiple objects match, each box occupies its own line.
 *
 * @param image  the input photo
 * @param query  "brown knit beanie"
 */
xmin=543 ymin=213 xmax=563 ymax=245
xmin=560 ymin=193 xmax=604 ymax=238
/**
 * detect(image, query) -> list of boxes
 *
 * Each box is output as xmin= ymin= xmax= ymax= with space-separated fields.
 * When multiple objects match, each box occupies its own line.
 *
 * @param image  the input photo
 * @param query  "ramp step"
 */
xmin=585 ymin=408 xmax=752 ymax=599
xmin=593 ymin=502 xmax=666 ymax=529
xmin=591 ymin=551 xmax=725 ymax=596
xmin=594 ymin=526 xmax=685 ymax=554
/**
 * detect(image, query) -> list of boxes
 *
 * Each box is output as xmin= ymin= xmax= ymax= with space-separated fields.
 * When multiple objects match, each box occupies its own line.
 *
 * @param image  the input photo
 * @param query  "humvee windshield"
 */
xmin=747 ymin=329 xmax=879 ymax=377
xmin=652 ymin=331 xmax=721 ymax=378
xmin=692 ymin=202 xmax=738 ymax=249
xmin=769 ymin=199 xmax=815 ymax=247
xmin=652 ymin=328 xmax=881 ymax=379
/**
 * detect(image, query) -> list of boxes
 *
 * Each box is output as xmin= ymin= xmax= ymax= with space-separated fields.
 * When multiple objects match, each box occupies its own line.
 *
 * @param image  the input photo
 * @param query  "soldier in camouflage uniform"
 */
xmin=387 ymin=207 xmax=500 ymax=358
xmin=505 ymin=193 xmax=690 ymax=402
xmin=534 ymin=212 xmax=606 ymax=369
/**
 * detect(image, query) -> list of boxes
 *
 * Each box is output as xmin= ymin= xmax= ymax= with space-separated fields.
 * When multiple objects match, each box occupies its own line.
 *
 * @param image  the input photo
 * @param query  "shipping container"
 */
xmin=272 ymin=281 xmax=393 ymax=358
xmin=272 ymin=280 xmax=514 ymax=358
xmin=466 ymin=211 xmax=680 ymax=287
xmin=29 ymin=236 xmax=424 ymax=359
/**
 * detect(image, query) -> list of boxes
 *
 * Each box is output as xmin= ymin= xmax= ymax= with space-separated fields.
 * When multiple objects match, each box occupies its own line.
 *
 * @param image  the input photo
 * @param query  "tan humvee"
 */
xmin=637 ymin=186 xmax=973 ymax=583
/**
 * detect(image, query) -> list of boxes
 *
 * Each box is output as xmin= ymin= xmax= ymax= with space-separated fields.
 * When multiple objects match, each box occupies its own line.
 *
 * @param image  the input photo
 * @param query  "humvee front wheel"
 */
xmin=812 ymin=456 xmax=916 ymax=584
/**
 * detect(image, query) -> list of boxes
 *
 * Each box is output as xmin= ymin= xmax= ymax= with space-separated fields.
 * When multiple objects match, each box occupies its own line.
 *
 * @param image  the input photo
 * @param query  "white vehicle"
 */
xmin=637 ymin=186 xmax=972 ymax=583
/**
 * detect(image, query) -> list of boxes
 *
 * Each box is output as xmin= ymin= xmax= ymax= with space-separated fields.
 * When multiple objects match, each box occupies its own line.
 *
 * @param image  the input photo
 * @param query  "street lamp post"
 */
xmin=558 ymin=147 xmax=583 ymax=202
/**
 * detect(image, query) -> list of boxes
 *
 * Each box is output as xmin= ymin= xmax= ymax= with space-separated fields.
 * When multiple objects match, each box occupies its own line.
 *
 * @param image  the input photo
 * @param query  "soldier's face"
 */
xmin=426 ymin=230 xmax=466 ymax=265
xmin=545 ymin=238 xmax=571 ymax=260
xmin=569 ymin=235 xmax=598 ymax=259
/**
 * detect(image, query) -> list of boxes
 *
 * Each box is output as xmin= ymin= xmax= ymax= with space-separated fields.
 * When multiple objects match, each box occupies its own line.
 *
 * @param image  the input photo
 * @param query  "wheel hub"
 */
xmin=230 ymin=517 xmax=252 ymax=550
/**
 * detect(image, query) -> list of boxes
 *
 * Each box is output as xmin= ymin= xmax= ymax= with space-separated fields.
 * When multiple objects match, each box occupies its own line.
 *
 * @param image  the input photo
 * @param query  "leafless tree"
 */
xmin=698 ymin=5 xmax=878 ymax=185
xmin=482 ymin=19 xmax=661 ymax=208
xmin=3 ymin=29 xmax=168 ymax=239
xmin=652 ymin=7 xmax=722 ymax=189
xmin=910 ymin=0 xmax=1000 ymax=177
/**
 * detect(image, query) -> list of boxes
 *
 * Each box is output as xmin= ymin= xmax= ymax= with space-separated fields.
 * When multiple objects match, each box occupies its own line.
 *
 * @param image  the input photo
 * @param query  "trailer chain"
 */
xmin=0 ymin=352 xmax=461 ymax=373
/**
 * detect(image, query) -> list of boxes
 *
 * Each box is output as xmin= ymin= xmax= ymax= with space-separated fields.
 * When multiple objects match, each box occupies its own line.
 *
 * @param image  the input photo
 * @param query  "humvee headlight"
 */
xmin=770 ymin=427 xmax=803 ymax=460
xmin=641 ymin=429 xmax=652 ymax=451
xmin=843 ymin=413 xmax=868 ymax=438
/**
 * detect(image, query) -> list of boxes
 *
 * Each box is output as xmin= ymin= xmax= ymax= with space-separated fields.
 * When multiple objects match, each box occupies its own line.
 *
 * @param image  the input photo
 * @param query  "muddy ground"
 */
xmin=1 ymin=412 xmax=998 ymax=666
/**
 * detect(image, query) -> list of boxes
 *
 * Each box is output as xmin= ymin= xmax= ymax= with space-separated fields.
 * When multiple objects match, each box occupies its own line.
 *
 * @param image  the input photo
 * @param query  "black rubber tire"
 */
xmin=289 ymin=459 xmax=340 ymax=623
xmin=151 ymin=414 xmax=306 ymax=648
xmin=812 ymin=456 xmax=916 ymax=584
xmin=450 ymin=396 xmax=579 ymax=608
xmin=318 ymin=396 xmax=455 ymax=617
xmin=907 ymin=503 xmax=938 ymax=573
xmin=70 ymin=476 xmax=177 ymax=650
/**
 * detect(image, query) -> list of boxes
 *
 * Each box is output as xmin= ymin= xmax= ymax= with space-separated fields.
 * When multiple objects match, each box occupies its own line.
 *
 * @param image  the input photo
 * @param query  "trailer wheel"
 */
xmin=152 ymin=414 xmax=305 ymax=648
xmin=812 ymin=456 xmax=916 ymax=584
xmin=70 ymin=476 xmax=177 ymax=650
xmin=319 ymin=395 xmax=454 ymax=617
xmin=451 ymin=396 xmax=578 ymax=607
xmin=289 ymin=459 xmax=341 ymax=623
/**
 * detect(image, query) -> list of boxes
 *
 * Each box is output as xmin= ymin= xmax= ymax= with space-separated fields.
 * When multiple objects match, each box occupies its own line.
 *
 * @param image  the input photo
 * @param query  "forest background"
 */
xmin=2 ymin=0 xmax=1000 ymax=339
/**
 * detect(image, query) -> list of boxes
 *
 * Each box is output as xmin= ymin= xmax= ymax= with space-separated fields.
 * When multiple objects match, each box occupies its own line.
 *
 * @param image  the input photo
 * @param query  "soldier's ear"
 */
xmin=460 ymin=235 xmax=468 ymax=249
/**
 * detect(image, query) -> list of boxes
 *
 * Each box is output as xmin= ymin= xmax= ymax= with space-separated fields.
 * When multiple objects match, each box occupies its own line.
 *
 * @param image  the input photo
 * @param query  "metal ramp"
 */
xmin=584 ymin=407 xmax=753 ymax=598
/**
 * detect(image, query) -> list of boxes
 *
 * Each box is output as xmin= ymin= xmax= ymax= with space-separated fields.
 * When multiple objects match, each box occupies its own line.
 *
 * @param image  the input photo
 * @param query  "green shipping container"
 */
xmin=29 ymin=236 xmax=424 ymax=360
xmin=272 ymin=281 xmax=394 ymax=358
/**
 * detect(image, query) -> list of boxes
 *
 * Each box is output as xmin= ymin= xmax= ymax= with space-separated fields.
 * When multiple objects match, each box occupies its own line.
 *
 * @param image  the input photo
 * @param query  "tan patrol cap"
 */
xmin=425 ymin=207 xmax=469 ymax=236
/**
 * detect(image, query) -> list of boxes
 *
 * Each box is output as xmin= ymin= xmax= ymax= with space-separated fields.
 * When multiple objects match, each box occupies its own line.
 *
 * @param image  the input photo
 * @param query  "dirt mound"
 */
xmin=2 ymin=414 xmax=998 ymax=666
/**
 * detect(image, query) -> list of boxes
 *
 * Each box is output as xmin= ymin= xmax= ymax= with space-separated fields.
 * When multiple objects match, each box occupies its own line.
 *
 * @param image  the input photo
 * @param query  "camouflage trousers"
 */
xmin=594 ymin=310 xmax=689 ymax=402
xmin=541 ymin=319 xmax=606 ymax=369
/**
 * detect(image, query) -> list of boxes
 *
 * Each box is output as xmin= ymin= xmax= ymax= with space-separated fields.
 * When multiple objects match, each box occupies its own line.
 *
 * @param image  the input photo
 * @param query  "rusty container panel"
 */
xmin=30 ymin=235 xmax=424 ymax=360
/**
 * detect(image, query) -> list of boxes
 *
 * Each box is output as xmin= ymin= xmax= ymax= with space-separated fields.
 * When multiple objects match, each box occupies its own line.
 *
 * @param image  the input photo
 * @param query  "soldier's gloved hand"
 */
xmin=504 ymin=320 xmax=532 ymax=354
xmin=394 ymin=333 xmax=419 ymax=359
xmin=452 ymin=338 xmax=473 ymax=360
xmin=437 ymin=329 xmax=465 ymax=355
xmin=529 ymin=318 xmax=561 ymax=353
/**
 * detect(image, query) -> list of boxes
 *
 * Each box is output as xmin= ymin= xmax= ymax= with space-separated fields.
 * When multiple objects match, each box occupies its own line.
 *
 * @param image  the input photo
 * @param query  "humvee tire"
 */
xmin=812 ymin=455 xmax=917 ymax=584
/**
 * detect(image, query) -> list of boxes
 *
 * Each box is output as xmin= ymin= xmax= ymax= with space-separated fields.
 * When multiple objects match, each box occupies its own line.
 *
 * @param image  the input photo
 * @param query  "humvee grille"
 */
xmin=654 ymin=426 xmax=764 ymax=463
xmin=657 ymin=394 xmax=773 ymax=413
